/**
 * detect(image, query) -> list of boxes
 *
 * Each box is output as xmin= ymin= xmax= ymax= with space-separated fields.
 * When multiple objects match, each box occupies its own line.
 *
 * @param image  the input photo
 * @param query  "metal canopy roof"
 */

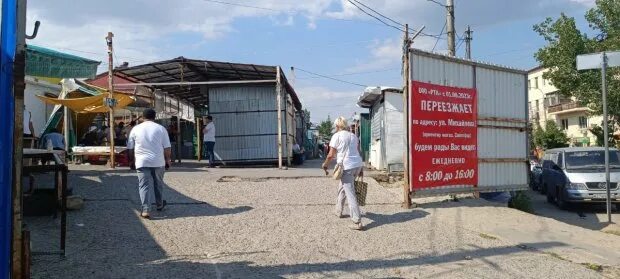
xmin=115 ymin=57 xmax=302 ymax=110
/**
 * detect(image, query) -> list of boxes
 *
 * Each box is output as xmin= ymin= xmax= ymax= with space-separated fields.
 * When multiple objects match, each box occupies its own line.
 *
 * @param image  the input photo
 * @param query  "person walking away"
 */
xmin=167 ymin=119 xmax=178 ymax=161
xmin=127 ymin=109 xmax=172 ymax=219
xmin=202 ymin=116 xmax=216 ymax=167
xmin=322 ymin=116 xmax=365 ymax=231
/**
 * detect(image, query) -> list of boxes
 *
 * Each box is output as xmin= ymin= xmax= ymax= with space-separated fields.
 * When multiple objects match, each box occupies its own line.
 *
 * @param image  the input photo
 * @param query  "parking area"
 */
xmin=527 ymin=189 xmax=620 ymax=233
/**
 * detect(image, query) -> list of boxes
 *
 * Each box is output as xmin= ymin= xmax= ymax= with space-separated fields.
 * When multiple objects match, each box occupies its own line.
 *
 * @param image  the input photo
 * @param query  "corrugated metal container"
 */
xmin=384 ymin=91 xmax=404 ymax=172
xmin=370 ymin=101 xmax=384 ymax=169
xmin=363 ymin=89 xmax=404 ymax=172
xmin=360 ymin=113 xmax=371 ymax=161
xmin=207 ymin=84 xmax=296 ymax=163
xmin=410 ymin=49 xmax=528 ymax=195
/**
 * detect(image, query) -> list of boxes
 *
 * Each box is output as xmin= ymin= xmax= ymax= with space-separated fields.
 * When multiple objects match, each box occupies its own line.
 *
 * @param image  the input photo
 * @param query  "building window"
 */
xmin=542 ymin=79 xmax=546 ymax=86
xmin=534 ymin=77 xmax=539 ymax=88
xmin=528 ymin=79 xmax=531 ymax=88
xmin=579 ymin=116 xmax=588 ymax=129
xmin=561 ymin=119 xmax=568 ymax=130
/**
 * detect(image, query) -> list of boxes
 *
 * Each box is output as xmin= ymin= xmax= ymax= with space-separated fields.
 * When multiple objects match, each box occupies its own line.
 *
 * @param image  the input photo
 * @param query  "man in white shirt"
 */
xmin=202 ymin=115 xmax=216 ymax=167
xmin=127 ymin=109 xmax=172 ymax=219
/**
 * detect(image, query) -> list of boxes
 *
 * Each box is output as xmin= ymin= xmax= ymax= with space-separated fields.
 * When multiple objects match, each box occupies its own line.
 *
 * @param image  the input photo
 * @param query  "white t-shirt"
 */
xmin=203 ymin=122 xmax=216 ymax=142
xmin=127 ymin=121 xmax=171 ymax=168
xmin=329 ymin=131 xmax=363 ymax=170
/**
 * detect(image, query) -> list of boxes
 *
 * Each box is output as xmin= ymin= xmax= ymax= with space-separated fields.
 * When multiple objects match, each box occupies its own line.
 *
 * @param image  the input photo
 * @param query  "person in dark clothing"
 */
xmin=116 ymin=122 xmax=126 ymax=146
xmin=81 ymin=126 xmax=99 ymax=146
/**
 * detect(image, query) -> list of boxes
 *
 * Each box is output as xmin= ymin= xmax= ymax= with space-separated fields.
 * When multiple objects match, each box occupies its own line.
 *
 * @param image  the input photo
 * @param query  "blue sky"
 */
xmin=24 ymin=0 xmax=597 ymax=123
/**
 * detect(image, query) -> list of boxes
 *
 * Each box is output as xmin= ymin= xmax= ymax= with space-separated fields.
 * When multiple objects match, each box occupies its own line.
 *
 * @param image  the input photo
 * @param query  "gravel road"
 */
xmin=27 ymin=162 xmax=615 ymax=278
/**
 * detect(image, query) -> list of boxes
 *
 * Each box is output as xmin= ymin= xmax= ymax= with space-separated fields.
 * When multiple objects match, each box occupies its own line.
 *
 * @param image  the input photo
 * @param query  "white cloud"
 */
xmin=25 ymin=0 xmax=335 ymax=68
xmin=346 ymin=35 xmax=437 ymax=73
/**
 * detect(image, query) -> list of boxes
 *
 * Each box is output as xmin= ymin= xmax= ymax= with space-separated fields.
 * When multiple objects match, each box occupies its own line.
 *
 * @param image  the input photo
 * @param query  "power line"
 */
xmin=432 ymin=21 xmax=447 ymax=51
xmin=295 ymin=67 xmax=367 ymax=87
xmin=202 ymin=0 xmax=281 ymax=12
xmin=351 ymin=0 xmax=404 ymax=28
xmin=297 ymin=67 xmax=400 ymax=80
xmin=427 ymin=0 xmax=447 ymax=7
xmin=346 ymin=0 xmax=405 ymax=33
xmin=455 ymin=38 xmax=465 ymax=52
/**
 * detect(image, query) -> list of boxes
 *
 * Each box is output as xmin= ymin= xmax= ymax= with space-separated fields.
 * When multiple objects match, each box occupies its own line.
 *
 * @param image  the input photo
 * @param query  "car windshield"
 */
xmin=564 ymin=150 xmax=620 ymax=169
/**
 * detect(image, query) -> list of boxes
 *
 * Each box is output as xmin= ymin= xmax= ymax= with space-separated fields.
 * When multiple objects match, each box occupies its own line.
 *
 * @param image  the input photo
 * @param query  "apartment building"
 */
xmin=528 ymin=66 xmax=602 ymax=147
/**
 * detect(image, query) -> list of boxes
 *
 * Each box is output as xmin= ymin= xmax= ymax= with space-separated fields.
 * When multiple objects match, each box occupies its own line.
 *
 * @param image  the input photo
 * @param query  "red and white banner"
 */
xmin=410 ymin=81 xmax=478 ymax=190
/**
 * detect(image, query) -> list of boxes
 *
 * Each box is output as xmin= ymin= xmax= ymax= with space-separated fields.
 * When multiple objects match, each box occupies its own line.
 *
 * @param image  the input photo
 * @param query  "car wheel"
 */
xmin=541 ymin=184 xmax=547 ymax=195
xmin=555 ymin=187 xmax=569 ymax=210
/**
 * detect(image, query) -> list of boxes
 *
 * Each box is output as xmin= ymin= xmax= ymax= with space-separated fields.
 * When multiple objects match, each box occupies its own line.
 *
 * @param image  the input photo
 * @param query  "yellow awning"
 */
xmin=36 ymin=94 xmax=135 ymax=113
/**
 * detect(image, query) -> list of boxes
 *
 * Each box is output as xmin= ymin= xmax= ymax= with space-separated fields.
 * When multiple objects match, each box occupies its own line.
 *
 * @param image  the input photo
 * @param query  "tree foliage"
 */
xmin=533 ymin=120 xmax=569 ymax=149
xmin=533 ymin=0 xmax=620 ymax=120
xmin=589 ymin=120 xmax=617 ymax=146
xmin=317 ymin=116 xmax=333 ymax=139
xmin=303 ymin=109 xmax=311 ymax=126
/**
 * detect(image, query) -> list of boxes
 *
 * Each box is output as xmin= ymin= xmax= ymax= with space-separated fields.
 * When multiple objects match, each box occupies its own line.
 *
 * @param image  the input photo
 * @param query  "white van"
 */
xmin=541 ymin=147 xmax=620 ymax=209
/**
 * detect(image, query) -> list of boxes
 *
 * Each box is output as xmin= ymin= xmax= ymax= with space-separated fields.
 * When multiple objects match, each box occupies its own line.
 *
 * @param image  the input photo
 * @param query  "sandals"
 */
xmin=350 ymin=223 xmax=364 ymax=231
xmin=156 ymin=200 xmax=167 ymax=211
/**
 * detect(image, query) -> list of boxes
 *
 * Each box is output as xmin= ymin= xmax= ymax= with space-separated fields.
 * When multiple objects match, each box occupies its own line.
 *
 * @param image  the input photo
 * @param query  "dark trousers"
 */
xmin=203 ymin=141 xmax=215 ymax=166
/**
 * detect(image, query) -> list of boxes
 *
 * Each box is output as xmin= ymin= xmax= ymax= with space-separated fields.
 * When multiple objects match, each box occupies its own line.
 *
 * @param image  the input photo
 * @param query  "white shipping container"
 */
xmin=409 ymin=49 xmax=529 ymax=195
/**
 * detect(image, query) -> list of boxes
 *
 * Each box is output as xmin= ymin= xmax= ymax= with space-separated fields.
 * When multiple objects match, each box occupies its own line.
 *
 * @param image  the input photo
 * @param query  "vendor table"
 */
xmin=70 ymin=146 xmax=127 ymax=165
xmin=22 ymin=148 xmax=68 ymax=256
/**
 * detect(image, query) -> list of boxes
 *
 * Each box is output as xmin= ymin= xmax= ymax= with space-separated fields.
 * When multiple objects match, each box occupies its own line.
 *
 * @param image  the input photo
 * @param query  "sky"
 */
xmin=21 ymin=0 xmax=598 ymax=123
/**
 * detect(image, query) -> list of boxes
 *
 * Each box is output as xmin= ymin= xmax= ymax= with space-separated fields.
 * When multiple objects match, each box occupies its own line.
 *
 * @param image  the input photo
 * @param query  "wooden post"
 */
xmin=196 ymin=117 xmax=202 ymax=161
xmin=402 ymin=24 xmax=412 ymax=208
xmin=276 ymin=66 xmax=283 ymax=169
xmin=12 ymin=0 xmax=27 ymax=275
xmin=106 ymin=32 xmax=116 ymax=168
xmin=284 ymin=94 xmax=291 ymax=167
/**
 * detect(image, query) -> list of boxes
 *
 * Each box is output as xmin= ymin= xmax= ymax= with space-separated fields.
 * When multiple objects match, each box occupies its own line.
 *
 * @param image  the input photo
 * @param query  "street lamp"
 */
xmin=577 ymin=51 xmax=620 ymax=224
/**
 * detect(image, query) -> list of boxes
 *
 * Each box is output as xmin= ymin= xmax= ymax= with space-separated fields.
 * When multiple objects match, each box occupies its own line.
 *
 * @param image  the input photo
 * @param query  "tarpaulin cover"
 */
xmin=36 ymin=93 xmax=135 ymax=114
xmin=26 ymin=45 xmax=100 ymax=79
xmin=0 ymin=0 xmax=17 ymax=275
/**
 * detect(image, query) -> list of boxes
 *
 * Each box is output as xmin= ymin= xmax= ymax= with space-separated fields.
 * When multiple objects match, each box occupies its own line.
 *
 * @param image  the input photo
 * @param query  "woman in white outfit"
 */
xmin=322 ymin=116 xmax=365 ymax=230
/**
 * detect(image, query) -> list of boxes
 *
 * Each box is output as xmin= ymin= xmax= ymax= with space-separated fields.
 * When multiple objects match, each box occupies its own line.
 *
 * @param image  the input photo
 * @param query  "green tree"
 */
xmin=589 ymin=120 xmax=617 ymax=146
xmin=534 ymin=120 xmax=569 ymax=149
xmin=303 ymin=109 xmax=311 ymax=126
xmin=533 ymin=0 xmax=620 ymax=120
xmin=318 ymin=116 xmax=333 ymax=139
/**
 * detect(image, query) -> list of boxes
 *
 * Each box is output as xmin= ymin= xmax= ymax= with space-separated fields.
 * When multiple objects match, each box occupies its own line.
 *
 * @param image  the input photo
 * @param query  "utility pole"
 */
xmin=446 ymin=0 xmax=456 ymax=56
xmin=601 ymin=54 xmax=611 ymax=223
xmin=106 ymin=32 xmax=116 ymax=168
xmin=276 ymin=66 xmax=283 ymax=169
xmin=402 ymin=24 xmax=412 ymax=209
xmin=465 ymin=25 xmax=473 ymax=59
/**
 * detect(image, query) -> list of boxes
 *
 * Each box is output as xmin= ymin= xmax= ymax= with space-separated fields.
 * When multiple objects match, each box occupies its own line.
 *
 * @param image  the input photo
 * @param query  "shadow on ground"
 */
xmin=527 ymin=190 xmax=620 ymax=231
xmin=26 ymin=166 xmax=253 ymax=278
xmin=364 ymin=210 xmax=429 ymax=231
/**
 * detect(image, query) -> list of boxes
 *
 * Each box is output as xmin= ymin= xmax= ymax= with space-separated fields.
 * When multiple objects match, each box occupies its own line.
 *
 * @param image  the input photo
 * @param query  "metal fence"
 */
xmin=409 ymin=49 xmax=529 ymax=196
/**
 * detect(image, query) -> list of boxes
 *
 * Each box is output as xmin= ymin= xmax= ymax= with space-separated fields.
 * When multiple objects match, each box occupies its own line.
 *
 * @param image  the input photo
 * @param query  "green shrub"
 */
xmin=508 ymin=191 xmax=534 ymax=213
